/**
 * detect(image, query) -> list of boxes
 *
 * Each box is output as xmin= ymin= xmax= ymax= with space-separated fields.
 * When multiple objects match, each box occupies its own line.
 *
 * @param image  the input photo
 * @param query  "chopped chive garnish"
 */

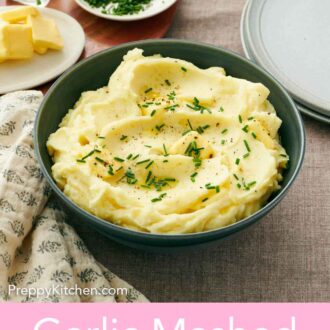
xmin=182 ymin=130 xmax=191 ymax=136
xmin=252 ymin=132 xmax=257 ymax=139
xmin=244 ymin=140 xmax=251 ymax=152
xmin=146 ymin=171 xmax=152 ymax=183
xmin=219 ymin=106 xmax=225 ymax=112
xmin=237 ymin=183 xmax=242 ymax=189
xmin=155 ymin=124 xmax=165 ymax=131
xmin=202 ymin=197 xmax=208 ymax=202
xmin=190 ymin=172 xmax=198 ymax=182
xmin=132 ymin=154 xmax=140 ymax=160
xmin=77 ymin=148 xmax=101 ymax=162
xmin=150 ymin=110 xmax=156 ymax=117
xmin=165 ymin=104 xmax=179 ymax=111
xmin=238 ymin=115 xmax=243 ymax=123
xmin=137 ymin=159 xmax=150 ymax=165
xmin=125 ymin=169 xmax=138 ymax=184
xmin=235 ymin=158 xmax=240 ymax=165
xmin=95 ymin=157 xmax=105 ymax=164
xmin=233 ymin=174 xmax=239 ymax=180
xmin=145 ymin=161 xmax=154 ymax=169
xmin=108 ymin=165 xmax=114 ymax=175
xmin=242 ymin=125 xmax=249 ymax=133
xmin=98 ymin=136 xmax=105 ymax=139
xmin=114 ymin=157 xmax=124 ymax=162
xmin=120 ymin=135 xmax=128 ymax=141
xmin=184 ymin=141 xmax=203 ymax=168
xmin=145 ymin=145 xmax=152 ymax=148
xmin=221 ymin=128 xmax=228 ymax=134
xmin=163 ymin=144 xmax=169 ymax=156
xmin=163 ymin=160 xmax=169 ymax=163
xmin=221 ymin=139 xmax=226 ymax=145
xmin=196 ymin=124 xmax=210 ymax=134
xmin=164 ymin=177 xmax=176 ymax=182
xmin=205 ymin=183 xmax=220 ymax=192
xmin=247 ymin=181 xmax=257 ymax=187
xmin=193 ymin=157 xmax=202 ymax=168
xmin=184 ymin=142 xmax=193 ymax=155
xmin=181 ymin=67 xmax=187 ymax=72
xmin=248 ymin=116 xmax=254 ymax=121
xmin=167 ymin=91 xmax=176 ymax=100
xmin=280 ymin=154 xmax=287 ymax=157
xmin=116 ymin=166 xmax=123 ymax=172
xmin=127 ymin=154 xmax=133 ymax=160
xmin=165 ymin=79 xmax=171 ymax=86
xmin=151 ymin=193 xmax=167 ymax=203
xmin=196 ymin=127 xmax=203 ymax=134
xmin=243 ymin=153 xmax=250 ymax=158
xmin=187 ymin=119 xmax=193 ymax=130
xmin=187 ymin=97 xmax=211 ymax=114
xmin=77 ymin=159 xmax=86 ymax=163
xmin=82 ymin=150 xmax=95 ymax=160
xmin=144 ymin=87 xmax=153 ymax=93
xmin=125 ymin=170 xmax=135 ymax=178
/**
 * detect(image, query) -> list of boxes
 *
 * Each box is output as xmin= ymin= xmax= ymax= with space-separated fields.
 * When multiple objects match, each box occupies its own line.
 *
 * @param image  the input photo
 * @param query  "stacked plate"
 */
xmin=241 ymin=0 xmax=330 ymax=124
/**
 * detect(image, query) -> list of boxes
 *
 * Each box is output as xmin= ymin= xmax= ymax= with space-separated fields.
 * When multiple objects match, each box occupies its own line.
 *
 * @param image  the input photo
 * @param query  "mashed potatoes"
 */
xmin=47 ymin=49 xmax=288 ymax=234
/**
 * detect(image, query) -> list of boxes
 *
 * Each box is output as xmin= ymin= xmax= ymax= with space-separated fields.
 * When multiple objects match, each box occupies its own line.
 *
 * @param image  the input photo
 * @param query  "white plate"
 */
xmin=240 ymin=0 xmax=330 ymax=125
xmin=75 ymin=0 xmax=177 ymax=21
xmin=241 ymin=0 xmax=330 ymax=117
xmin=0 ymin=6 xmax=85 ymax=94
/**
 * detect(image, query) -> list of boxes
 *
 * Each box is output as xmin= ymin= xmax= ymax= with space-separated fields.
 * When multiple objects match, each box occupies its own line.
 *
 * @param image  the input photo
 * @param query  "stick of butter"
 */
xmin=0 ymin=6 xmax=39 ymax=23
xmin=0 ymin=20 xmax=34 ymax=62
xmin=27 ymin=14 xmax=64 ymax=54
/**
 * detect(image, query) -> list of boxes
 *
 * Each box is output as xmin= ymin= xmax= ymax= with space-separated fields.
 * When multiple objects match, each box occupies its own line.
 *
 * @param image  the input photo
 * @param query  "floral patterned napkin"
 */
xmin=0 ymin=91 xmax=148 ymax=302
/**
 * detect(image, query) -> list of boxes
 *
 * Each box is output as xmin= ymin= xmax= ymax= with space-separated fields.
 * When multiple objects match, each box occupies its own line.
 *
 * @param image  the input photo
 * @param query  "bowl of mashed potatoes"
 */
xmin=35 ymin=40 xmax=305 ymax=249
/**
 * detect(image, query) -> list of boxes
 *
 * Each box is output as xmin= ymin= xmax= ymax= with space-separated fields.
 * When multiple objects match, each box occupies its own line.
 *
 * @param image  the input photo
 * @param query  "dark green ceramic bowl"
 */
xmin=34 ymin=39 xmax=305 ymax=250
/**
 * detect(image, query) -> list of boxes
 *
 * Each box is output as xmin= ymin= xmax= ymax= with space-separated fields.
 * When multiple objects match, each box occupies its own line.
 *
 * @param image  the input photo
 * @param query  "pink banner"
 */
xmin=0 ymin=303 xmax=329 ymax=329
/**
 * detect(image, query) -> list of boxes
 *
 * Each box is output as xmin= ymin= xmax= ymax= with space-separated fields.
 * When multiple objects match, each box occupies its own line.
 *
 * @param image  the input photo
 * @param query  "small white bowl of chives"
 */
xmin=75 ymin=0 xmax=177 ymax=21
xmin=13 ymin=0 xmax=50 ymax=6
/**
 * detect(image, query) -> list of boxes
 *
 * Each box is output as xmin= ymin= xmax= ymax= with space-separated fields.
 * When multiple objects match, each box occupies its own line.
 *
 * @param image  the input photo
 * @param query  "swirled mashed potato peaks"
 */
xmin=47 ymin=49 xmax=288 ymax=234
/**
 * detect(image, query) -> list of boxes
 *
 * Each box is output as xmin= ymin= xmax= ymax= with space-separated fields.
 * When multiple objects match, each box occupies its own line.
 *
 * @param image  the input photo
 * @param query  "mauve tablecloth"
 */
xmin=74 ymin=0 xmax=330 ymax=302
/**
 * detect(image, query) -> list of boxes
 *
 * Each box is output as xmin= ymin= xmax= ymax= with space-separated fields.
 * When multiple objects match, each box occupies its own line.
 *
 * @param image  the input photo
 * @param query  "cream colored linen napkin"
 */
xmin=0 ymin=91 xmax=148 ymax=302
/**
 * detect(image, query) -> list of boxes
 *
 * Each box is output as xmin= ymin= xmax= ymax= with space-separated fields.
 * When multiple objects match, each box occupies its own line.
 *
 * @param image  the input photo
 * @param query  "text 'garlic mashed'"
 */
xmin=47 ymin=49 xmax=288 ymax=234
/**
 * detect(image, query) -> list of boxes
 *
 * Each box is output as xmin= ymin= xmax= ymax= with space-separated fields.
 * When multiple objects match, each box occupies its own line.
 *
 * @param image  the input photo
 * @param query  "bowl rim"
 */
xmin=34 ymin=38 xmax=306 ymax=242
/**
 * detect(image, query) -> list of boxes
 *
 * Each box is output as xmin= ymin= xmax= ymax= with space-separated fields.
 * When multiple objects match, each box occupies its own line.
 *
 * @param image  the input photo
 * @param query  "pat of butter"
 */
xmin=27 ymin=15 xmax=63 ymax=53
xmin=0 ymin=20 xmax=33 ymax=62
xmin=0 ymin=6 xmax=39 ymax=23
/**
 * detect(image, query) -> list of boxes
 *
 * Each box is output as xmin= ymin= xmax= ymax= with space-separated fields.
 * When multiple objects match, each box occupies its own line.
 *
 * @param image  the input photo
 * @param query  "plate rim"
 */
xmin=0 ymin=6 xmax=85 ymax=94
xmin=243 ymin=0 xmax=330 ymax=117
xmin=74 ymin=0 xmax=177 ymax=22
xmin=240 ymin=0 xmax=330 ymax=125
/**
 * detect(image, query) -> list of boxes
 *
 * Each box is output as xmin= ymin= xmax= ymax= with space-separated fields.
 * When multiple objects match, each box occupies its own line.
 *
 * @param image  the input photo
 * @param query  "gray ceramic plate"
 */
xmin=240 ymin=0 xmax=330 ymax=125
xmin=34 ymin=39 xmax=305 ymax=250
xmin=242 ymin=0 xmax=330 ymax=117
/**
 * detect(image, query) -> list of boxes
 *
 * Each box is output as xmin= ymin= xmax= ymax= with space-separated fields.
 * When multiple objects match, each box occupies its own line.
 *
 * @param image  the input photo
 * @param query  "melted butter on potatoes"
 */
xmin=47 ymin=49 xmax=288 ymax=234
